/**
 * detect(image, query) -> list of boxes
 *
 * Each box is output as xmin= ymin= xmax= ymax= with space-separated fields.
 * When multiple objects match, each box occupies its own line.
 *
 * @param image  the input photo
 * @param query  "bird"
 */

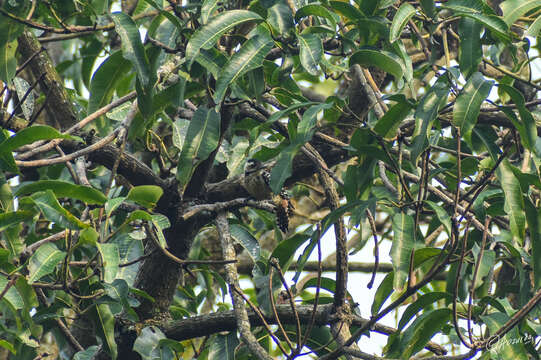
xmin=243 ymin=159 xmax=293 ymax=233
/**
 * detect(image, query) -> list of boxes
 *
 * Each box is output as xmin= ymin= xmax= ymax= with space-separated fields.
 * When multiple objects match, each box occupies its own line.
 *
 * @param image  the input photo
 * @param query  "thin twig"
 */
xmin=270 ymin=258 xmax=302 ymax=354
xmin=215 ymin=212 xmax=273 ymax=360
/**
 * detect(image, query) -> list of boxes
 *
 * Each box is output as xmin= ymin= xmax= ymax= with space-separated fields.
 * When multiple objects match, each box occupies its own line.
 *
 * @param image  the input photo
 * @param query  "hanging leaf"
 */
xmin=497 ymin=160 xmax=525 ymax=242
xmin=390 ymin=211 xmax=416 ymax=291
xmin=458 ymin=18 xmax=483 ymax=79
xmin=214 ymin=34 xmax=273 ymax=104
xmin=452 ymin=72 xmax=493 ymax=142
xmin=177 ymin=107 xmax=221 ymax=192
xmin=297 ymin=33 xmax=323 ymax=76
xmin=389 ymin=3 xmax=416 ymax=43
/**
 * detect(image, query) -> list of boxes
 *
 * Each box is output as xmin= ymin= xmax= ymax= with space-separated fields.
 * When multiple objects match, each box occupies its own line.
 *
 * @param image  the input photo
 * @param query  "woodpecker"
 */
xmin=243 ymin=159 xmax=293 ymax=233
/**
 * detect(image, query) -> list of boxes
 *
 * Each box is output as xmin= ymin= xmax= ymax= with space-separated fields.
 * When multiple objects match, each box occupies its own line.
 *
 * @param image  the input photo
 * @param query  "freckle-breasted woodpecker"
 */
xmin=243 ymin=159 xmax=293 ymax=233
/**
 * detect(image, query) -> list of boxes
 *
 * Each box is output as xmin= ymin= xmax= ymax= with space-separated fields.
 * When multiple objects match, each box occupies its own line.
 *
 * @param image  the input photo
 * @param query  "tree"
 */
xmin=0 ymin=0 xmax=540 ymax=358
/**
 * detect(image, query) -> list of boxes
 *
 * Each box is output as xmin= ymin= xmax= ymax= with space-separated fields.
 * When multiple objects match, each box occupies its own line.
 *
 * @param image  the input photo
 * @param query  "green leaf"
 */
xmin=497 ymin=160 xmax=525 ymax=242
xmin=97 ymin=243 xmax=119 ymax=283
xmin=269 ymin=144 xmax=299 ymax=194
xmin=73 ymin=346 xmax=100 ymax=360
xmin=27 ymin=243 xmax=66 ymax=284
xmin=295 ymin=4 xmax=338 ymax=29
xmin=176 ymin=107 xmax=221 ymax=192
xmin=329 ymin=1 xmax=365 ymax=21
xmin=0 ymin=211 xmax=34 ymax=232
xmin=498 ymin=84 xmax=538 ymax=156
xmin=214 ymin=34 xmax=273 ymax=104
xmin=524 ymin=199 xmax=540 ymax=289
xmin=373 ymin=97 xmax=413 ymax=139
xmin=443 ymin=3 xmax=510 ymax=41
xmin=350 ymin=48 xmax=405 ymax=81
xmin=295 ymin=103 xmax=333 ymax=145
xmin=452 ymin=72 xmax=493 ymax=142
xmin=410 ymin=76 xmax=449 ymax=163
xmin=398 ymin=292 xmax=453 ymax=330
xmin=112 ymin=13 xmax=152 ymax=87
xmin=209 ymin=332 xmax=239 ymax=360
xmin=371 ymin=272 xmax=394 ymax=315
xmin=0 ymin=125 xmax=74 ymax=154
xmin=87 ymin=51 xmax=131 ymax=114
xmin=424 ymin=201 xmax=452 ymax=237
xmin=390 ymin=211 xmax=416 ymax=291
xmin=266 ymin=101 xmax=320 ymax=124
xmin=399 ymin=309 xmax=452 ymax=358
xmin=481 ymin=312 xmax=529 ymax=359
xmin=201 ymin=0 xmax=221 ymax=24
xmin=133 ymin=326 xmax=167 ymax=359
xmin=0 ymin=276 xmax=24 ymax=309
xmin=92 ymin=304 xmax=118 ymax=360
xmin=297 ymin=33 xmax=323 ymax=76
xmin=16 ymin=180 xmax=107 ymax=205
xmin=389 ymin=3 xmax=416 ymax=43
xmin=270 ymin=233 xmax=311 ymax=270
xmin=526 ymin=13 xmax=541 ymax=36
xmin=268 ymin=3 xmax=294 ymax=34
xmin=0 ymin=339 xmax=16 ymax=355
xmin=185 ymin=10 xmax=263 ymax=69
xmin=501 ymin=0 xmax=541 ymax=26
xmin=230 ymin=224 xmax=260 ymax=263
xmin=458 ymin=17 xmax=483 ymax=79
xmin=420 ymin=0 xmax=436 ymax=18
xmin=0 ymin=40 xmax=16 ymax=84
xmin=126 ymin=185 xmax=163 ymax=209
xmin=31 ymin=190 xmax=89 ymax=229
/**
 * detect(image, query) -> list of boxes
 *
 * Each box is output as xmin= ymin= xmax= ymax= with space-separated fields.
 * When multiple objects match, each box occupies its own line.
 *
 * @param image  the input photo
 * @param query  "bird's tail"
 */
xmin=276 ymin=191 xmax=294 ymax=233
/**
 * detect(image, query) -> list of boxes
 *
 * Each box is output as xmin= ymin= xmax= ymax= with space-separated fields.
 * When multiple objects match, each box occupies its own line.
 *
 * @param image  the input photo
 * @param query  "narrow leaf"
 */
xmin=269 ymin=144 xmax=299 ymax=194
xmin=214 ymin=34 xmax=273 ymax=103
xmin=112 ymin=13 xmax=152 ymax=87
xmin=389 ymin=3 xmax=416 ymax=43
xmin=87 ymin=51 xmax=131 ymax=114
xmin=390 ymin=211 xmax=416 ymax=291
xmin=268 ymin=3 xmax=295 ymax=34
xmin=295 ymin=4 xmax=338 ymax=29
xmin=373 ymin=97 xmax=413 ymax=139
xmin=97 ymin=243 xmax=119 ymax=283
xmin=497 ymin=160 xmax=525 ymax=242
xmin=0 ymin=40 xmax=16 ymax=84
xmin=501 ymin=0 xmax=541 ymax=26
xmin=0 ymin=211 xmax=34 ymax=231
xmin=452 ymin=72 xmax=493 ymax=142
xmin=185 ymin=10 xmax=263 ymax=68
xmin=398 ymin=292 xmax=453 ymax=330
xmin=458 ymin=17 xmax=483 ymax=79
xmin=93 ymin=304 xmax=118 ymax=360
xmin=410 ymin=76 xmax=449 ymax=163
xmin=524 ymin=199 xmax=540 ymax=289
xmin=176 ymin=107 xmax=221 ymax=191
xmin=16 ymin=180 xmax=107 ymax=205
xmin=230 ymin=224 xmax=261 ymax=263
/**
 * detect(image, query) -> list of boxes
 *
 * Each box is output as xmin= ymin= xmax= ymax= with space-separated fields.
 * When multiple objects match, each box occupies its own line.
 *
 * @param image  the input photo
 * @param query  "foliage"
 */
xmin=0 ymin=0 xmax=540 ymax=359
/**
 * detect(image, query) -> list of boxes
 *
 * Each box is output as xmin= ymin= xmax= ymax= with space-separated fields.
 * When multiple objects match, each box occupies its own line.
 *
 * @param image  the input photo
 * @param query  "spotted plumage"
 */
xmin=243 ymin=159 xmax=293 ymax=232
